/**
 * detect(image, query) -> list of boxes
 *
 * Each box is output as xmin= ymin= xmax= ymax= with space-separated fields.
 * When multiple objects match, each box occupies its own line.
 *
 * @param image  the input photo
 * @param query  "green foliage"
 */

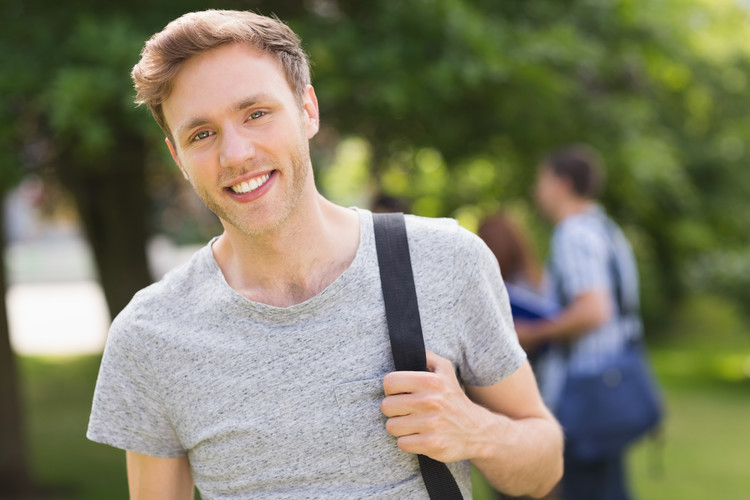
xmin=319 ymin=137 xmax=375 ymax=208
xmin=300 ymin=0 xmax=750 ymax=318
xmin=43 ymin=16 xmax=151 ymax=163
xmin=0 ymin=0 xmax=206 ymax=187
xmin=2 ymin=0 xmax=749 ymax=320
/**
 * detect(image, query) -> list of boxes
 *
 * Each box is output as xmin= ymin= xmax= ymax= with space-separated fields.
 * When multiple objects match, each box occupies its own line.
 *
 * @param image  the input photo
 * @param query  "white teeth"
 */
xmin=230 ymin=173 xmax=270 ymax=194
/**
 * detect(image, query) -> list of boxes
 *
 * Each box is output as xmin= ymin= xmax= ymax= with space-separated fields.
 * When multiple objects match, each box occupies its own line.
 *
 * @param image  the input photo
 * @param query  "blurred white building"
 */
xmin=3 ymin=176 xmax=196 ymax=356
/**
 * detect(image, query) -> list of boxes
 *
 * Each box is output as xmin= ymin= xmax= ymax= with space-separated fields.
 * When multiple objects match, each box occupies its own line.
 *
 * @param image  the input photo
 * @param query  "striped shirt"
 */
xmin=537 ymin=205 xmax=643 ymax=409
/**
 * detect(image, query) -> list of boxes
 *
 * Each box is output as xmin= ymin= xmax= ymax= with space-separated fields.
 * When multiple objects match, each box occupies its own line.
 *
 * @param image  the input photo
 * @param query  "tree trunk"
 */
xmin=58 ymin=137 xmax=153 ymax=319
xmin=0 ymin=199 xmax=34 ymax=498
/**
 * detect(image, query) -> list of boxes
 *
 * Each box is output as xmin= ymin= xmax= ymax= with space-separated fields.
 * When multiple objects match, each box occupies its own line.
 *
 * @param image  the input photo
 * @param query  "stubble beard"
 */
xmin=191 ymin=138 xmax=311 ymax=239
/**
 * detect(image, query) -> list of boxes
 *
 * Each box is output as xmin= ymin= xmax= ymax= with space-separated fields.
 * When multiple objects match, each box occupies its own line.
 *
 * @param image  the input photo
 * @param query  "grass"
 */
xmin=18 ymin=355 xmax=128 ymax=500
xmin=626 ymin=347 xmax=750 ymax=500
xmin=628 ymin=382 xmax=750 ymax=500
xmin=17 ymin=334 xmax=750 ymax=499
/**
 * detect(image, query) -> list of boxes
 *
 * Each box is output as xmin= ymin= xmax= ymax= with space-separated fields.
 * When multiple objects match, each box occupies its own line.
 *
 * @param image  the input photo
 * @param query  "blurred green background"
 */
xmin=1 ymin=0 xmax=749 ymax=498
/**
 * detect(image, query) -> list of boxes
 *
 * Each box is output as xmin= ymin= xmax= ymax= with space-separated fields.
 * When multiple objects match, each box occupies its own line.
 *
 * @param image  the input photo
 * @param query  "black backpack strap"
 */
xmin=372 ymin=212 xmax=464 ymax=500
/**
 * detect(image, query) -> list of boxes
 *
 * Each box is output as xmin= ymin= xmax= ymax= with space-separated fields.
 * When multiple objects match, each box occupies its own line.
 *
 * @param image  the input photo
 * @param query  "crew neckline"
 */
xmin=203 ymin=208 xmax=373 ymax=320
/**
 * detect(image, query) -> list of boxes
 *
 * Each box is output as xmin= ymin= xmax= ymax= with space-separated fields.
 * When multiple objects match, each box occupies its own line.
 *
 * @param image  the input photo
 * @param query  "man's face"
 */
xmin=533 ymin=165 xmax=565 ymax=222
xmin=162 ymin=43 xmax=319 ymax=237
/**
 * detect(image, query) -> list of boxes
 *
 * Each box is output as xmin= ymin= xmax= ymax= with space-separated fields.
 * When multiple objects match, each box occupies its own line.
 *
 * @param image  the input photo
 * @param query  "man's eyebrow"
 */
xmin=234 ymin=93 xmax=275 ymax=112
xmin=173 ymin=93 xmax=277 ymax=140
xmin=174 ymin=117 xmax=210 ymax=140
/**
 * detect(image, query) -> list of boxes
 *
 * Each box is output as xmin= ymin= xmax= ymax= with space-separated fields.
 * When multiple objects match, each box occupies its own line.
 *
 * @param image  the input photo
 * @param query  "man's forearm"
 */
xmin=532 ymin=290 xmax=611 ymax=343
xmin=469 ymin=408 xmax=564 ymax=498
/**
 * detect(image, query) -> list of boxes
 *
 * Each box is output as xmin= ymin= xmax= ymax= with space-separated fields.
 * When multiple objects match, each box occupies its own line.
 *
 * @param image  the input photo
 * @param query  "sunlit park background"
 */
xmin=2 ymin=0 xmax=750 ymax=498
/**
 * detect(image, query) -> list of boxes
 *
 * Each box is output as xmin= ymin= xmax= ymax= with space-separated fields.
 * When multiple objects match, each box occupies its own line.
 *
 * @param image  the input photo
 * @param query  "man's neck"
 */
xmin=212 ymin=194 xmax=360 ymax=307
xmin=553 ymin=198 xmax=594 ymax=224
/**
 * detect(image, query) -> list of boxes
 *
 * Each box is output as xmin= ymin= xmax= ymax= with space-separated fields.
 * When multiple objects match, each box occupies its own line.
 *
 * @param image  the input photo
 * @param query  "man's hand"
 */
xmin=383 ymin=352 xmax=563 ymax=497
xmin=517 ymin=290 xmax=612 ymax=347
xmin=380 ymin=350 xmax=494 ymax=463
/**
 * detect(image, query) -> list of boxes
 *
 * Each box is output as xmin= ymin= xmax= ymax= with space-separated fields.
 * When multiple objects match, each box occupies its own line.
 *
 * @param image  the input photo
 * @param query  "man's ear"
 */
xmin=165 ymin=137 xmax=189 ymax=180
xmin=302 ymin=85 xmax=320 ymax=139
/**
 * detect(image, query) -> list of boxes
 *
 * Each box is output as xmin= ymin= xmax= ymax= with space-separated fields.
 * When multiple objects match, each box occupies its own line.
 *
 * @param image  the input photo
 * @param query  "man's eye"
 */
xmin=249 ymin=111 xmax=266 ymax=120
xmin=192 ymin=131 xmax=213 ymax=142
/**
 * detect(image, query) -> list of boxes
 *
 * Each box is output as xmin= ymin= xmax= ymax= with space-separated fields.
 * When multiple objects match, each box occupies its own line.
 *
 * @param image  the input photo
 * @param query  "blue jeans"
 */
xmin=562 ymin=451 xmax=631 ymax=500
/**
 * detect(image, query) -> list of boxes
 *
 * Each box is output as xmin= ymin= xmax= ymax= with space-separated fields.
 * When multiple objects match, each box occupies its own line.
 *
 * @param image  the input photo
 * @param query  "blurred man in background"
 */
xmin=518 ymin=144 xmax=646 ymax=500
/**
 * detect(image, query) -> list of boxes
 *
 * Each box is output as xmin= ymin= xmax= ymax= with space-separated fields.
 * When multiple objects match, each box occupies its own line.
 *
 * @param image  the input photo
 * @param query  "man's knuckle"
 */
xmin=422 ymin=394 xmax=444 ymax=412
xmin=423 ymin=374 xmax=443 ymax=391
xmin=426 ymin=435 xmax=449 ymax=457
xmin=384 ymin=418 xmax=396 ymax=435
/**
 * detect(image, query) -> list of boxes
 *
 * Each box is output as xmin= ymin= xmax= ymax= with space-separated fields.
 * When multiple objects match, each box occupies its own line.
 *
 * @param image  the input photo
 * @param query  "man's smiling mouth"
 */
xmin=229 ymin=172 xmax=272 ymax=194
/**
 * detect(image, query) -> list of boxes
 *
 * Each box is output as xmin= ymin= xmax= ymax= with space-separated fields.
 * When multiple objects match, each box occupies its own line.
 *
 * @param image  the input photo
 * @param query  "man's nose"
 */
xmin=219 ymin=125 xmax=255 ymax=169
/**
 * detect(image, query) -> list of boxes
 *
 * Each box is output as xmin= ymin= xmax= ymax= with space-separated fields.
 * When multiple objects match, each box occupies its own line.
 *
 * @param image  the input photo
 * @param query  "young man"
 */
xmin=87 ymin=10 xmax=563 ymax=499
xmin=518 ymin=145 xmax=644 ymax=500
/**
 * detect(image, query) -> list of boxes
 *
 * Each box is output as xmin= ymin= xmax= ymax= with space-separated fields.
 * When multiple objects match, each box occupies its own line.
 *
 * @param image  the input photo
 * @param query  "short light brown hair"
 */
xmin=132 ymin=9 xmax=311 ymax=140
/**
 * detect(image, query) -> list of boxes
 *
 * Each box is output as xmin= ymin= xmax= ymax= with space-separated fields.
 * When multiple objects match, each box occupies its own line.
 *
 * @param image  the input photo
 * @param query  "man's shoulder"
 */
xmin=554 ymin=211 xmax=607 ymax=247
xmin=115 ymin=242 xmax=215 ymax=323
xmin=397 ymin=213 xmax=493 ymax=281
xmin=402 ymin=213 xmax=483 ymax=251
xmin=403 ymin=213 xmax=459 ymax=238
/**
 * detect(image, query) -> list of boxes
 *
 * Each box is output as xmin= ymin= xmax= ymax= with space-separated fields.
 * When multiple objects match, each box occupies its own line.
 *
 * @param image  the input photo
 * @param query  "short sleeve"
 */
xmin=450 ymin=228 xmax=527 ymax=387
xmin=87 ymin=310 xmax=186 ymax=457
xmin=551 ymin=222 xmax=610 ymax=302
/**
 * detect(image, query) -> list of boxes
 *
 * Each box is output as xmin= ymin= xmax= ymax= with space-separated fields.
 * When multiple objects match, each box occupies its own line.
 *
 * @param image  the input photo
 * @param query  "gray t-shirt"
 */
xmin=87 ymin=209 xmax=525 ymax=499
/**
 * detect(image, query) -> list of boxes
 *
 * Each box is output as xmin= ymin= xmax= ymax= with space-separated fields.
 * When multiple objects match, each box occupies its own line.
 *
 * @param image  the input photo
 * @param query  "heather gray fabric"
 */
xmin=87 ymin=209 xmax=525 ymax=499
